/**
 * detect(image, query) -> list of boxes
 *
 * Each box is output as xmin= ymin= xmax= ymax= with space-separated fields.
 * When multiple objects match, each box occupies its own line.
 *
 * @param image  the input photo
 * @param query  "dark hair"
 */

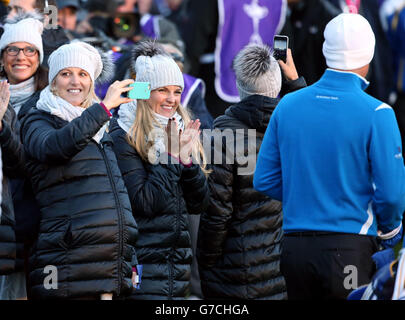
xmin=0 ymin=51 xmax=48 ymax=90
xmin=33 ymin=64 xmax=49 ymax=91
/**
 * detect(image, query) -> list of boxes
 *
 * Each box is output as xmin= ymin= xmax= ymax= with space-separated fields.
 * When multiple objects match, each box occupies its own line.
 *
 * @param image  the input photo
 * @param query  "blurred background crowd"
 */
xmin=0 ymin=0 xmax=405 ymax=301
xmin=0 ymin=0 xmax=403 ymax=129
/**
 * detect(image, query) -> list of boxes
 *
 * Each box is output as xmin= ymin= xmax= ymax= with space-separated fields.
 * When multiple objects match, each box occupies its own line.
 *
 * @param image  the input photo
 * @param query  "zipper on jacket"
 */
xmin=168 ymin=255 xmax=173 ymax=299
xmin=99 ymin=142 xmax=124 ymax=297
xmin=170 ymin=189 xmax=183 ymax=299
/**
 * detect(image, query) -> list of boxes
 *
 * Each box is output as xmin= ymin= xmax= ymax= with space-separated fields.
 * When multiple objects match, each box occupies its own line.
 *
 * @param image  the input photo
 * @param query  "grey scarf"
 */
xmin=8 ymin=77 xmax=36 ymax=115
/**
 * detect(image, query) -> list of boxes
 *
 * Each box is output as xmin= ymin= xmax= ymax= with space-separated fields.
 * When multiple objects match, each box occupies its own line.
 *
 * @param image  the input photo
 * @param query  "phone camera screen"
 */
xmin=274 ymin=40 xmax=287 ymax=50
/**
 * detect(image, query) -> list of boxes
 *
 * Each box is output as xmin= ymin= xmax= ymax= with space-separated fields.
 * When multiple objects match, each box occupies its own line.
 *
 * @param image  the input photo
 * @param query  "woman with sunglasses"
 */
xmin=0 ymin=12 xmax=47 ymax=300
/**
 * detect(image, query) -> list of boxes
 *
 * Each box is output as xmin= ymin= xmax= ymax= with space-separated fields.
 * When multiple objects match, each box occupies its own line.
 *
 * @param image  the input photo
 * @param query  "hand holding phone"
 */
xmin=101 ymin=79 xmax=134 ymax=110
xmin=273 ymin=35 xmax=289 ymax=63
xmin=128 ymin=82 xmax=151 ymax=100
xmin=278 ymin=48 xmax=299 ymax=81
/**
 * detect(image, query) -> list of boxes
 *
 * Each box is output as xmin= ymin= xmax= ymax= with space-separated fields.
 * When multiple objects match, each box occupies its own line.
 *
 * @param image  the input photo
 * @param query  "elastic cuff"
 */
xmin=132 ymin=266 xmax=137 ymax=273
xmin=99 ymin=102 xmax=112 ymax=117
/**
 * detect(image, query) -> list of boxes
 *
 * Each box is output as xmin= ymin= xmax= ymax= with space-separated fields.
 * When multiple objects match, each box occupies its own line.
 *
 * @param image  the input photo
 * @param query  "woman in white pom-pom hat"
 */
xmin=20 ymin=41 xmax=139 ymax=300
xmin=109 ymin=40 xmax=210 ymax=300
xmin=0 ymin=11 xmax=47 ymax=300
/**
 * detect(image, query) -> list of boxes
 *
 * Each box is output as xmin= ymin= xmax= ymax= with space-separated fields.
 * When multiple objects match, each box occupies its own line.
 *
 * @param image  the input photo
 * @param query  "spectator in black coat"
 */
xmin=197 ymin=44 xmax=306 ymax=299
xmin=0 ymin=11 xmax=47 ymax=300
xmin=0 ymin=81 xmax=25 ymax=284
xmin=20 ymin=41 xmax=138 ymax=300
xmin=109 ymin=40 xmax=209 ymax=300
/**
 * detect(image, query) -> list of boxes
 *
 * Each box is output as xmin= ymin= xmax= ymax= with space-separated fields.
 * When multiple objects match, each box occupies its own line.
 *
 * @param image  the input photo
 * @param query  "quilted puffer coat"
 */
xmin=20 ymin=102 xmax=138 ymax=299
xmin=109 ymin=118 xmax=209 ymax=300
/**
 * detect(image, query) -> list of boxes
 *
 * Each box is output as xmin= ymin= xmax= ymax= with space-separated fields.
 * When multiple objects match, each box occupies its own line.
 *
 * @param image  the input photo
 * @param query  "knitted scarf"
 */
xmin=8 ymin=77 xmax=36 ymax=115
xmin=36 ymin=86 xmax=107 ymax=143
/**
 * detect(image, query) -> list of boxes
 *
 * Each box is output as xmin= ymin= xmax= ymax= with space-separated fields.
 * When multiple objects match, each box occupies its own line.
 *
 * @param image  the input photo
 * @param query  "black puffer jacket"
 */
xmin=20 ymin=102 xmax=138 ymax=299
xmin=197 ymin=78 xmax=306 ymax=300
xmin=109 ymin=118 xmax=209 ymax=300
xmin=11 ymin=92 xmax=42 ymax=274
xmin=0 ymin=105 xmax=25 ymax=275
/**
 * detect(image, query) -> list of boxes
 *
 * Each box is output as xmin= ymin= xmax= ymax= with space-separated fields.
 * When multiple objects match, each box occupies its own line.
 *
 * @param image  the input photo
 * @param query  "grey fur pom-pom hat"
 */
xmin=0 ymin=10 xmax=44 ymax=63
xmin=131 ymin=40 xmax=184 ymax=90
xmin=48 ymin=41 xmax=115 ymax=84
xmin=233 ymin=43 xmax=282 ymax=100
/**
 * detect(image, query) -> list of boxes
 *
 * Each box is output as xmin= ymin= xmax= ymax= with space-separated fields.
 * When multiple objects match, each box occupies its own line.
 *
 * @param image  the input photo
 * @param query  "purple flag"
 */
xmin=140 ymin=14 xmax=159 ymax=39
xmin=182 ymin=73 xmax=205 ymax=108
xmin=215 ymin=0 xmax=287 ymax=102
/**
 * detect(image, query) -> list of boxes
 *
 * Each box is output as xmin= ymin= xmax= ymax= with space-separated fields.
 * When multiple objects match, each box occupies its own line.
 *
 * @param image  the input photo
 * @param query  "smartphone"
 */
xmin=273 ymin=35 xmax=289 ymax=63
xmin=128 ymin=82 xmax=151 ymax=100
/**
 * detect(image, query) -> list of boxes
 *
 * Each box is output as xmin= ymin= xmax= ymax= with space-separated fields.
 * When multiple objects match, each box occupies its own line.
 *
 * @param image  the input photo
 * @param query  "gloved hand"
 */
xmin=378 ymin=224 xmax=403 ymax=249
xmin=372 ymin=248 xmax=395 ymax=270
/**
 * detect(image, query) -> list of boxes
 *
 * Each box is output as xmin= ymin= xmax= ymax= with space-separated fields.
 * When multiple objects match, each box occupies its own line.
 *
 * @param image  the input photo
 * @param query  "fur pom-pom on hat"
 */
xmin=130 ymin=40 xmax=184 ymax=91
xmin=0 ymin=10 xmax=44 ymax=63
xmin=131 ymin=40 xmax=168 ymax=67
xmin=233 ymin=43 xmax=282 ymax=99
xmin=96 ymin=48 xmax=115 ymax=84
xmin=48 ymin=41 xmax=115 ymax=84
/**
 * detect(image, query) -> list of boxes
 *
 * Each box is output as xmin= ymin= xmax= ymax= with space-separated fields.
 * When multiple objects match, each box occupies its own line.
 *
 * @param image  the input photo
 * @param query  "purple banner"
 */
xmin=215 ymin=0 xmax=286 ymax=102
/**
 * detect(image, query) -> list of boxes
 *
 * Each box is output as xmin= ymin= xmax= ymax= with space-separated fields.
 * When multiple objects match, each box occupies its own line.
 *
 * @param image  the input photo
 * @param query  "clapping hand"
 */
xmin=166 ymin=118 xmax=201 ymax=164
xmin=0 ymin=80 xmax=10 ymax=131
xmin=179 ymin=119 xmax=201 ymax=164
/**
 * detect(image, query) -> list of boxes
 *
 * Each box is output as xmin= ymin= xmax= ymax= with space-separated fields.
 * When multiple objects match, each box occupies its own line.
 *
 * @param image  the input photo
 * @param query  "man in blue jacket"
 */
xmin=253 ymin=13 xmax=405 ymax=300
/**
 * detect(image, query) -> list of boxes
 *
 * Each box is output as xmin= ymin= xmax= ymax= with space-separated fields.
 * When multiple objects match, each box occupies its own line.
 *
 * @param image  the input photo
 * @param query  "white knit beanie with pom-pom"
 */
xmin=131 ymin=40 xmax=184 ymax=90
xmin=48 ymin=41 xmax=115 ymax=84
xmin=0 ymin=11 xmax=44 ymax=63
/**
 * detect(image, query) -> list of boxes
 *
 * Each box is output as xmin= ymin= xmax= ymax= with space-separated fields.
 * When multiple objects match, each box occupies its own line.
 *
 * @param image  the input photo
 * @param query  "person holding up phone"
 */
xmin=20 ymin=41 xmax=139 ymax=300
xmin=273 ymin=35 xmax=289 ymax=63
xmin=197 ymin=43 xmax=306 ymax=300
xmin=109 ymin=40 xmax=210 ymax=300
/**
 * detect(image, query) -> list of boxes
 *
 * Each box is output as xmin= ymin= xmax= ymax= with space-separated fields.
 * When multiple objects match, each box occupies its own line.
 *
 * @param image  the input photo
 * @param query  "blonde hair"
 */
xmin=127 ymin=99 xmax=209 ymax=174
xmin=51 ymin=78 xmax=99 ymax=109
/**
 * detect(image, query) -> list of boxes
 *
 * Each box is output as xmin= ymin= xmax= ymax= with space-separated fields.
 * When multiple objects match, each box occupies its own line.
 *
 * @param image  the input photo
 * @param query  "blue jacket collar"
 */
xmin=318 ymin=69 xmax=370 ymax=91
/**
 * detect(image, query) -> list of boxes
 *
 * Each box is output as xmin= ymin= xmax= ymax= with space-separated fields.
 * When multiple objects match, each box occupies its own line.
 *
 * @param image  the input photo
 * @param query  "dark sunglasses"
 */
xmin=4 ymin=46 xmax=38 ymax=57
